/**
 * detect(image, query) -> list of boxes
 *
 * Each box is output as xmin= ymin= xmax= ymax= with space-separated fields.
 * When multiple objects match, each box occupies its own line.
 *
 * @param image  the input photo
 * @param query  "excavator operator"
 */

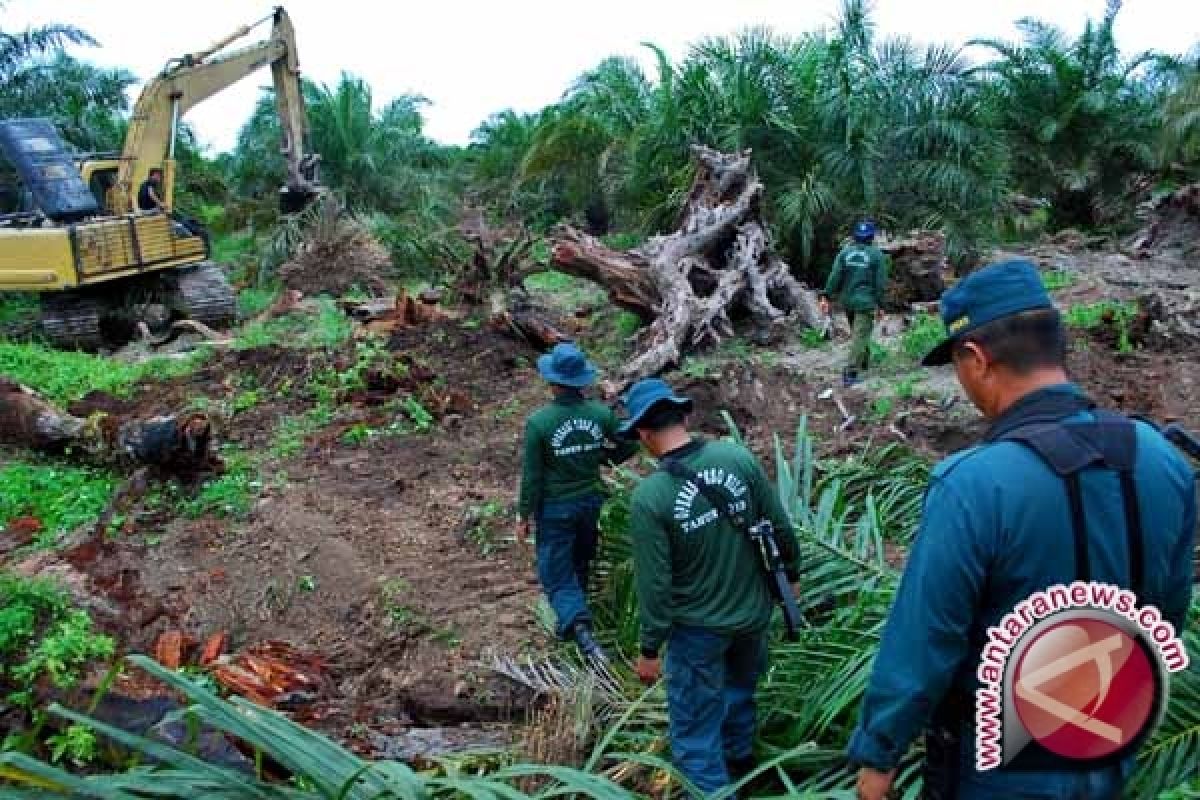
xmin=137 ymin=168 xmax=166 ymax=212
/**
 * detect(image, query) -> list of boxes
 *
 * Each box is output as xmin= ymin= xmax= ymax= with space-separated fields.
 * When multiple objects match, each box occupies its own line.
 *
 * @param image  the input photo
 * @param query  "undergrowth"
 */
xmin=0 ymin=463 xmax=117 ymax=547
xmin=899 ymin=312 xmax=944 ymax=362
xmin=233 ymin=295 xmax=353 ymax=351
xmin=0 ymin=572 xmax=114 ymax=764
xmin=0 ymin=342 xmax=208 ymax=406
xmin=1064 ymin=299 xmax=1138 ymax=352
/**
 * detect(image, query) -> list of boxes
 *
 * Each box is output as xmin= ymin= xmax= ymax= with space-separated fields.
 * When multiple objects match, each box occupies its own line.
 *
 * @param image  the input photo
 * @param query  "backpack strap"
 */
xmin=996 ymin=410 xmax=1143 ymax=595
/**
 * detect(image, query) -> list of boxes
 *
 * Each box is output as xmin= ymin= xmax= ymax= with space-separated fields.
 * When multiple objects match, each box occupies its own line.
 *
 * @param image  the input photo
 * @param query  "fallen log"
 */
xmin=490 ymin=290 xmax=573 ymax=351
xmin=549 ymin=145 xmax=822 ymax=384
xmin=0 ymin=379 xmax=217 ymax=471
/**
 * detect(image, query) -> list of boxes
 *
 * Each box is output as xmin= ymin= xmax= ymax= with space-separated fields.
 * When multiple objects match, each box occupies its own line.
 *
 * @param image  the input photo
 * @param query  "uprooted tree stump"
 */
xmin=456 ymin=207 xmax=536 ymax=305
xmin=550 ymin=145 xmax=822 ymax=384
xmin=0 ymin=379 xmax=217 ymax=473
xmin=880 ymin=231 xmax=948 ymax=309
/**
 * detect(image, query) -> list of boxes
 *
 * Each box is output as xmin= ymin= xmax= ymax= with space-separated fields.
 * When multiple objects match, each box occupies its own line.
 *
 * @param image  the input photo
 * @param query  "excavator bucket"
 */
xmin=279 ymin=186 xmax=318 ymax=214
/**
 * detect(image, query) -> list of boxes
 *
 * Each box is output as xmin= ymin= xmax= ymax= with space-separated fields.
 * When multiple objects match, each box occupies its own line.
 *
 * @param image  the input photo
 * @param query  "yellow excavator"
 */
xmin=0 ymin=7 xmax=321 ymax=348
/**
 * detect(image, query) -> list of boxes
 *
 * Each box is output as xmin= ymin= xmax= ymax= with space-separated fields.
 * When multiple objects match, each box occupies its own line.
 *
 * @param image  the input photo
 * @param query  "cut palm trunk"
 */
xmin=550 ymin=145 xmax=822 ymax=384
xmin=0 ymin=379 xmax=216 ymax=471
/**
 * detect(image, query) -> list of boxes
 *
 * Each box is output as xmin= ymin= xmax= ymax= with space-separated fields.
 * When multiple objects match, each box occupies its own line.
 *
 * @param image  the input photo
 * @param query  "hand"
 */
xmin=875 ymin=308 xmax=885 ymax=322
xmin=856 ymin=767 xmax=897 ymax=800
xmin=515 ymin=519 xmax=532 ymax=551
xmin=635 ymin=656 xmax=661 ymax=686
xmin=818 ymin=297 xmax=831 ymax=316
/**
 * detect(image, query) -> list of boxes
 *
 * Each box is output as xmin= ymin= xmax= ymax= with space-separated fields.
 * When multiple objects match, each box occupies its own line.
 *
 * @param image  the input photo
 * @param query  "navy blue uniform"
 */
xmin=848 ymin=384 xmax=1195 ymax=797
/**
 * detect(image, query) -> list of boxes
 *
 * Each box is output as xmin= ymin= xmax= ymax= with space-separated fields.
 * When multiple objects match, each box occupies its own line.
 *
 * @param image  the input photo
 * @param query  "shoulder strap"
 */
xmin=997 ymin=411 xmax=1143 ymax=595
xmin=660 ymin=456 xmax=750 ymax=532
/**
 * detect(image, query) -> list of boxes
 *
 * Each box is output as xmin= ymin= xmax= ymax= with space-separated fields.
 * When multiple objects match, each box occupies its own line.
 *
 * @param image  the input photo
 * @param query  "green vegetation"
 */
xmin=0 ymin=572 xmax=114 ymax=764
xmin=0 ymin=342 xmax=207 ymax=406
xmin=1041 ymin=269 xmax=1076 ymax=291
xmin=236 ymin=285 xmax=279 ymax=319
xmin=0 ymin=293 xmax=38 ymax=328
xmin=899 ymin=312 xmax=945 ymax=362
xmin=234 ymin=295 xmax=353 ymax=351
xmin=0 ymin=654 xmax=673 ymax=797
xmin=181 ymin=448 xmax=259 ymax=518
xmin=0 ymin=463 xmax=117 ymax=547
xmin=1065 ymin=299 xmax=1139 ymax=352
xmin=465 ymin=500 xmax=508 ymax=555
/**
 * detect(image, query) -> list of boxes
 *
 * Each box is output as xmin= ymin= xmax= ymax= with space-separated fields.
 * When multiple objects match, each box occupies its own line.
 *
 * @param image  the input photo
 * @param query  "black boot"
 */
xmin=572 ymin=622 xmax=607 ymax=664
xmin=727 ymin=755 xmax=756 ymax=782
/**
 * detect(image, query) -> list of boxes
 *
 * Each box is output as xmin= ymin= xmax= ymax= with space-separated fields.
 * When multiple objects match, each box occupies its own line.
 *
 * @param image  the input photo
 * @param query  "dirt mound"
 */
xmin=279 ymin=202 xmax=392 ymax=297
xmin=1129 ymin=183 xmax=1200 ymax=262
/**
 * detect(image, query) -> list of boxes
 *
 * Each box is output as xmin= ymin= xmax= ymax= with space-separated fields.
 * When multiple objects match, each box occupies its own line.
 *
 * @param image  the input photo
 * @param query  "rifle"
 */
xmin=661 ymin=458 xmax=802 ymax=641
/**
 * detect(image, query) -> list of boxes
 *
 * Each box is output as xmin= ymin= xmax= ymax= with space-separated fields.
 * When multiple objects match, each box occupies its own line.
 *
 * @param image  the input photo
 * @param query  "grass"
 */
xmin=0 ymin=572 xmax=114 ymax=764
xmin=236 ymin=286 xmax=279 ymax=319
xmin=899 ymin=312 xmax=944 ymax=362
xmin=1041 ymin=269 xmax=1076 ymax=291
xmin=0 ymin=342 xmax=209 ymax=406
xmin=181 ymin=448 xmax=259 ymax=519
xmin=0 ymin=292 xmax=38 ymax=328
xmin=0 ymin=463 xmax=118 ymax=548
xmin=524 ymin=270 xmax=606 ymax=311
xmin=1064 ymin=300 xmax=1138 ymax=353
xmin=233 ymin=295 xmax=353 ymax=351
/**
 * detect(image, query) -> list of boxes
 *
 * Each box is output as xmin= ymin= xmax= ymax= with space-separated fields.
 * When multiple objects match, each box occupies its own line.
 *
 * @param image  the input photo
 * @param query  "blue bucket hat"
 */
xmin=616 ymin=378 xmax=694 ymax=439
xmin=853 ymin=219 xmax=876 ymax=242
xmin=921 ymin=259 xmax=1054 ymax=367
xmin=537 ymin=342 xmax=598 ymax=387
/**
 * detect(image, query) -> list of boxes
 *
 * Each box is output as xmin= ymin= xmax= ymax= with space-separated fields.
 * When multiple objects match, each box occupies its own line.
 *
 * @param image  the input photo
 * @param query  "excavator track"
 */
xmin=39 ymin=293 xmax=104 ymax=351
xmin=166 ymin=262 xmax=236 ymax=329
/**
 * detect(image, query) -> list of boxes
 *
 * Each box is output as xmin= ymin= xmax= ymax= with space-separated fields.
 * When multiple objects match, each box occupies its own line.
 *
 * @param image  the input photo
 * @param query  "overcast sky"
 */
xmin=6 ymin=1 xmax=1198 ymax=153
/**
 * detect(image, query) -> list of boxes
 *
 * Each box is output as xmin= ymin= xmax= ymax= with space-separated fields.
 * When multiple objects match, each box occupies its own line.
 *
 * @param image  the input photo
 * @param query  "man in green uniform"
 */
xmin=517 ymin=342 xmax=636 ymax=661
xmin=819 ymin=219 xmax=888 ymax=387
xmin=849 ymin=260 xmax=1195 ymax=799
xmin=617 ymin=379 xmax=800 ymax=796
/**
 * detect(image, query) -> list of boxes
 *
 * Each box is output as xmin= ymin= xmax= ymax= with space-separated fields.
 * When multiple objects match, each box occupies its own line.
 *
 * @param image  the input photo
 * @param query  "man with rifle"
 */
xmin=848 ymin=260 xmax=1195 ymax=799
xmin=618 ymin=378 xmax=801 ymax=796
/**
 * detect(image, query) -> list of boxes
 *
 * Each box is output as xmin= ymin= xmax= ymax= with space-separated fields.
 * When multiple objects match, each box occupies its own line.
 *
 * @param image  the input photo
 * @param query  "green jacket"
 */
xmin=518 ymin=393 xmax=636 ymax=518
xmin=630 ymin=438 xmax=799 ymax=655
xmin=824 ymin=243 xmax=888 ymax=312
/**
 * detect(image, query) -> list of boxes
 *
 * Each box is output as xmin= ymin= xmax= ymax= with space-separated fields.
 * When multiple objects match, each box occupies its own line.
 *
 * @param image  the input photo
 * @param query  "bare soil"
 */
xmin=10 ymin=241 xmax=1200 ymax=756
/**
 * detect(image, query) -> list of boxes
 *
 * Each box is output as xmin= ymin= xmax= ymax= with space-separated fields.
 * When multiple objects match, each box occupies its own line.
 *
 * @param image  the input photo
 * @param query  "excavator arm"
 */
xmin=111 ymin=6 xmax=321 ymax=214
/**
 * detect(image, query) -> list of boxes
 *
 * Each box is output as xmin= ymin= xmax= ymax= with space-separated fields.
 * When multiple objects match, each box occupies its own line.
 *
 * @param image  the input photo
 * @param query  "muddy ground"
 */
xmin=6 ymin=241 xmax=1200 ymax=757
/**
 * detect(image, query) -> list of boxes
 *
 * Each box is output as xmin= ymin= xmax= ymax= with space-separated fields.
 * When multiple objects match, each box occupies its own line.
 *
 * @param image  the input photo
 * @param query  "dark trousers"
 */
xmin=534 ymin=493 xmax=603 ymax=638
xmin=664 ymin=625 xmax=768 ymax=797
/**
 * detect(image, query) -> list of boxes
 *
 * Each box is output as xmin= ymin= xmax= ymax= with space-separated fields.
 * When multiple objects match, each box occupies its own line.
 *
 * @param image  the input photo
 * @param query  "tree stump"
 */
xmin=0 ymin=379 xmax=217 ymax=473
xmin=549 ymin=145 xmax=822 ymax=385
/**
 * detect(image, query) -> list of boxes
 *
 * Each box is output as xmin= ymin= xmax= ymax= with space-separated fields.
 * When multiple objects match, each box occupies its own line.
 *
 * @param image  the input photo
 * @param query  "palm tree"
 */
xmin=1159 ymin=46 xmax=1200 ymax=174
xmin=0 ymin=11 xmax=132 ymax=153
xmin=970 ymin=0 xmax=1163 ymax=229
xmin=0 ymin=9 xmax=95 ymax=85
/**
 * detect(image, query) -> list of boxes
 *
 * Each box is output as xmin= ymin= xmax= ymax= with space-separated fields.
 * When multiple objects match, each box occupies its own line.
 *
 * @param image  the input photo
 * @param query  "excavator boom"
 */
xmin=111 ymin=6 xmax=320 ymax=214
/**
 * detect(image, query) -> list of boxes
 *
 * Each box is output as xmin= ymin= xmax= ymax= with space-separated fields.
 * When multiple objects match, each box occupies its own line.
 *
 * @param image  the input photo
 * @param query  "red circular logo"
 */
xmin=1012 ymin=617 xmax=1159 ymax=760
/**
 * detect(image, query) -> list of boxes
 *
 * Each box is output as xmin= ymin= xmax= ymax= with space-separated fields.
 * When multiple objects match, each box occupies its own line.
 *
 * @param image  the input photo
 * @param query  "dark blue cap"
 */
xmin=616 ymin=378 xmax=693 ymax=438
xmin=537 ymin=342 xmax=598 ymax=387
xmin=922 ymin=259 xmax=1054 ymax=366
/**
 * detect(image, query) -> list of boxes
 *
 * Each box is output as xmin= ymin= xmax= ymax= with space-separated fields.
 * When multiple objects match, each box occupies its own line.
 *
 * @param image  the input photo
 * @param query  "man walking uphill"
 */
xmin=849 ymin=260 xmax=1195 ymax=800
xmin=820 ymin=219 xmax=888 ymax=387
xmin=517 ymin=343 xmax=636 ymax=662
xmin=618 ymin=379 xmax=800 ymax=797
